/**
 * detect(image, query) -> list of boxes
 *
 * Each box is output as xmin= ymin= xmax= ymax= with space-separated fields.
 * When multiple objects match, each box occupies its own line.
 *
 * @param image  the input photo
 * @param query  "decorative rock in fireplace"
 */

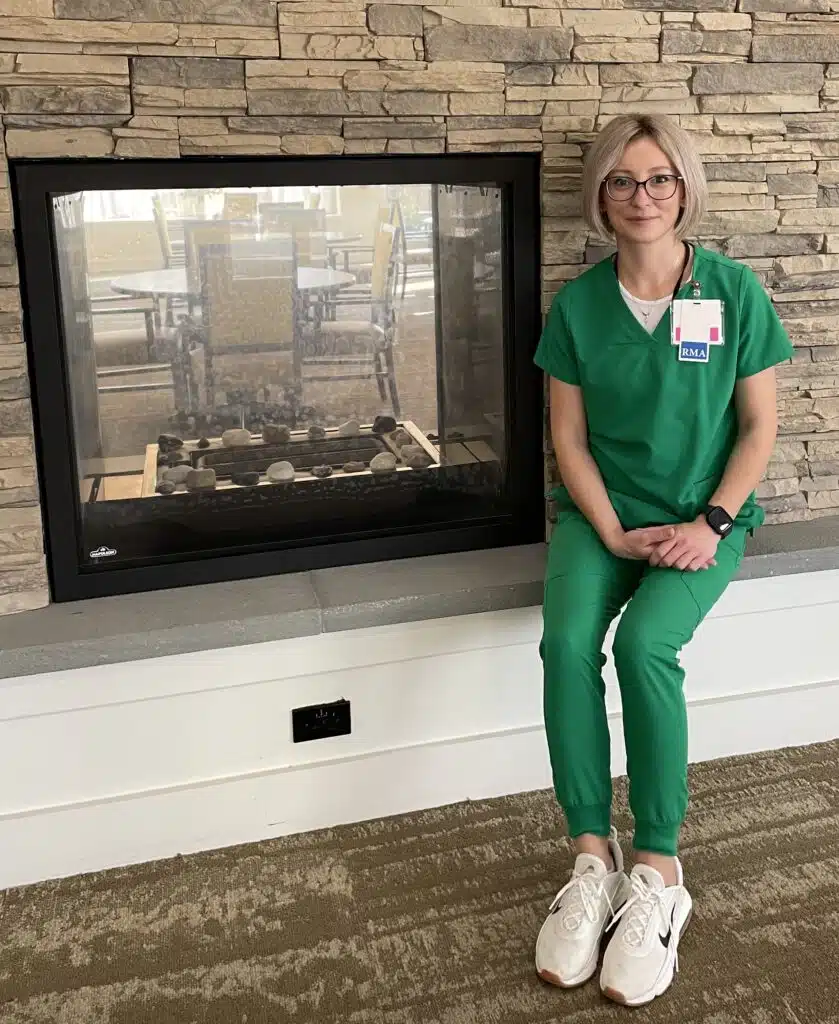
xmin=145 ymin=418 xmax=439 ymax=498
xmin=12 ymin=154 xmax=542 ymax=600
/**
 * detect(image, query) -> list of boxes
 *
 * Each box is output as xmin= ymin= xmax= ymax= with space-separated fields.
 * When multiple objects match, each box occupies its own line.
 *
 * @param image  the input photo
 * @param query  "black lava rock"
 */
xmin=197 ymin=437 xmax=211 ymax=449
xmin=343 ymin=461 xmax=366 ymax=474
xmin=155 ymin=479 xmax=176 ymax=495
xmin=157 ymin=433 xmax=184 ymax=453
xmin=373 ymin=415 xmax=397 ymax=434
xmin=308 ymin=424 xmax=327 ymax=440
xmin=231 ymin=471 xmax=260 ymax=487
xmin=157 ymin=450 xmax=189 ymax=468
xmin=311 ymin=464 xmax=333 ymax=478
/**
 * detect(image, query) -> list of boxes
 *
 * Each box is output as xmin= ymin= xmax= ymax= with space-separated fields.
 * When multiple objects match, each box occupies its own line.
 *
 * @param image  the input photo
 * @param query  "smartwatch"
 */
xmin=704 ymin=505 xmax=734 ymax=537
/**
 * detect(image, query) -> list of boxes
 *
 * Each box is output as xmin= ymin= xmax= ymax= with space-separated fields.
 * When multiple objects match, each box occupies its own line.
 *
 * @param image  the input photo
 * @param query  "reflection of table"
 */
xmin=107 ymin=265 xmax=358 ymax=408
xmin=110 ymin=265 xmax=355 ymax=299
xmin=111 ymin=266 xmax=356 ymax=336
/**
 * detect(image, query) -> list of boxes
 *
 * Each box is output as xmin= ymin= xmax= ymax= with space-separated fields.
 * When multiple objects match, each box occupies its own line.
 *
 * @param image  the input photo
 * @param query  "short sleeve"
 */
xmin=534 ymin=294 xmax=580 ymax=386
xmin=736 ymin=266 xmax=794 ymax=379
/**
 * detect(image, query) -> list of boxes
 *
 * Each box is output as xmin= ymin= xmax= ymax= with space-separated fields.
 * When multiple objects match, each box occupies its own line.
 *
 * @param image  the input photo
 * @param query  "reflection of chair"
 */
xmin=329 ymin=204 xmax=393 ymax=282
xmin=182 ymin=219 xmax=257 ymax=320
xmin=260 ymin=206 xmax=329 ymax=327
xmin=193 ymin=244 xmax=298 ymax=407
xmin=183 ymin=220 xmax=233 ymax=302
xmin=333 ymin=206 xmax=397 ymax=302
xmin=298 ymin=220 xmax=401 ymax=416
xmin=225 ymin=235 xmax=295 ymax=268
xmin=88 ymin=201 xmax=176 ymax=394
xmin=90 ymin=294 xmax=157 ymax=363
xmin=260 ymin=205 xmax=327 ymax=266
xmin=391 ymin=200 xmax=433 ymax=301
xmin=260 ymin=200 xmax=303 ymax=213
xmin=152 ymin=194 xmax=184 ymax=269
xmin=223 ymin=192 xmax=258 ymax=221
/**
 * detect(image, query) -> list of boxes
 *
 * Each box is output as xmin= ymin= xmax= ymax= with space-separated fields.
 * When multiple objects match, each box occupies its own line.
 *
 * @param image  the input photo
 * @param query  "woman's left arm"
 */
xmin=649 ymin=367 xmax=779 ymax=570
xmin=708 ymin=366 xmax=779 ymax=517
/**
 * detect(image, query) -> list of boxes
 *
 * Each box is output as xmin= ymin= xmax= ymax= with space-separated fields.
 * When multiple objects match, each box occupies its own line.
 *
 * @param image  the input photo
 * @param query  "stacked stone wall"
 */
xmin=2 ymin=0 xmax=838 ymax=611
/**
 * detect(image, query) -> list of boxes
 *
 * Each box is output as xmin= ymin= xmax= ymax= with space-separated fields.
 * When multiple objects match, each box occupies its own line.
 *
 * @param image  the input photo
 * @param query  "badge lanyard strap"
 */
xmin=670 ymin=244 xmax=704 ymax=349
xmin=671 ymin=242 xmax=694 ymax=305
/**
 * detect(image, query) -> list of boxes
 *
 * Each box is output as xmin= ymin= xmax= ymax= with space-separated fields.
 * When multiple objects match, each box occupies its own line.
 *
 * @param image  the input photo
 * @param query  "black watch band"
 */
xmin=704 ymin=505 xmax=734 ymax=537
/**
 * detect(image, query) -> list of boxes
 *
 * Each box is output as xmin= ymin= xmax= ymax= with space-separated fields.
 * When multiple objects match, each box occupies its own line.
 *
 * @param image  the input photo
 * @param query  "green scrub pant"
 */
xmin=540 ymin=509 xmax=747 ymax=857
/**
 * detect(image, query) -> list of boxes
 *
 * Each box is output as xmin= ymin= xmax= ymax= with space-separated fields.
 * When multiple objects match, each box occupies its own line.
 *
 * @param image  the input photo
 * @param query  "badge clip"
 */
xmin=689 ymin=280 xmax=701 ymax=300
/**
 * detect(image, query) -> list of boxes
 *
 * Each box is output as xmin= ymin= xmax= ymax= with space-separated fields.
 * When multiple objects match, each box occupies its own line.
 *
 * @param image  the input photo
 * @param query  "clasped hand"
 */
xmin=610 ymin=516 xmax=720 ymax=572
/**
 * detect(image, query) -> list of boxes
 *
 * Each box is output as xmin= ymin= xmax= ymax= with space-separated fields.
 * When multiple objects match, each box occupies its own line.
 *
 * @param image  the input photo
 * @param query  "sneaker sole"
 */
xmin=536 ymin=960 xmax=597 ymax=990
xmin=601 ymin=902 xmax=693 ymax=1007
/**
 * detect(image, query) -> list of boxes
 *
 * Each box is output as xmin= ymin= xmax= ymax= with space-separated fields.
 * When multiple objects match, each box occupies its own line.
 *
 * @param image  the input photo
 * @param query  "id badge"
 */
xmin=671 ymin=298 xmax=724 ymax=363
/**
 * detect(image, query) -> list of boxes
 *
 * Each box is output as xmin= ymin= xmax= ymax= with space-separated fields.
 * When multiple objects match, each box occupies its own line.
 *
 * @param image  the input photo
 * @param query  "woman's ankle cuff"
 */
xmin=565 ymin=804 xmax=611 ymax=839
xmin=633 ymin=820 xmax=680 ymax=857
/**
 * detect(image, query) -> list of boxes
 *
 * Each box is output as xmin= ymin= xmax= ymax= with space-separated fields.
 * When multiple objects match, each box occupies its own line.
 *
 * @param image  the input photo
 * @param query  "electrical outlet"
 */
xmin=292 ymin=698 xmax=351 ymax=743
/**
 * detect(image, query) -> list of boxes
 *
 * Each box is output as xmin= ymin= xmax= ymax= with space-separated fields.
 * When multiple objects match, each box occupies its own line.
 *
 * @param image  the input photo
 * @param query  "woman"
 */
xmin=533 ymin=114 xmax=793 ymax=1006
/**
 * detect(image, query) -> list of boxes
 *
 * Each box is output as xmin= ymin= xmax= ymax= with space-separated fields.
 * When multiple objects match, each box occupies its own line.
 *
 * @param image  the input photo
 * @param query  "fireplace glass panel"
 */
xmin=47 ymin=180 xmax=519 ymax=572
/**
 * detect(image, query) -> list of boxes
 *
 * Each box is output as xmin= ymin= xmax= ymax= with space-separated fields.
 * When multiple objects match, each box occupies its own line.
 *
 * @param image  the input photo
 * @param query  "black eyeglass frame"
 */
xmin=603 ymin=174 xmax=684 ymax=202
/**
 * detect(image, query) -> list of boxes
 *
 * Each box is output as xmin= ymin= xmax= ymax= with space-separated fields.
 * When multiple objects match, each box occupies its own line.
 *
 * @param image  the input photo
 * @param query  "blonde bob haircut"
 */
xmin=582 ymin=114 xmax=708 ymax=244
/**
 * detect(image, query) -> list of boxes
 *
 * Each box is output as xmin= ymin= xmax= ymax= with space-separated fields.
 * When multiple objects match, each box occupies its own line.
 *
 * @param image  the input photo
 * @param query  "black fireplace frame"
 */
xmin=12 ymin=153 xmax=542 ymax=602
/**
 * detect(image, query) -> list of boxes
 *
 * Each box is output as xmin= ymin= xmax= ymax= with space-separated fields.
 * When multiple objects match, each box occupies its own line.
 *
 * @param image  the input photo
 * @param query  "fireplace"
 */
xmin=12 ymin=154 xmax=541 ymax=601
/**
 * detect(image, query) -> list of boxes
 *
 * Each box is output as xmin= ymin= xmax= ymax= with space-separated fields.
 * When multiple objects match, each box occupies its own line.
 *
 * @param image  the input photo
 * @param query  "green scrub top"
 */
xmin=534 ymin=244 xmax=794 ymax=532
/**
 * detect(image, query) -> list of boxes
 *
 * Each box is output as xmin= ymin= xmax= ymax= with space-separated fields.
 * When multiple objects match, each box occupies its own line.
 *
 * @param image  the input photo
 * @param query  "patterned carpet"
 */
xmin=1 ymin=740 xmax=838 ymax=1024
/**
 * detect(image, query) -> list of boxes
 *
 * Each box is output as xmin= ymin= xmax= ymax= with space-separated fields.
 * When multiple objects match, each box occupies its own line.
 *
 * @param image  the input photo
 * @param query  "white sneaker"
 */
xmin=599 ymin=860 xmax=693 ymax=1006
xmin=535 ymin=828 xmax=631 ymax=988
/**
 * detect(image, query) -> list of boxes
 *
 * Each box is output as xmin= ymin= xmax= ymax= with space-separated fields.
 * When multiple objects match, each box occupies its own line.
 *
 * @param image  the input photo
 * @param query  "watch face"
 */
xmin=708 ymin=507 xmax=732 ymax=534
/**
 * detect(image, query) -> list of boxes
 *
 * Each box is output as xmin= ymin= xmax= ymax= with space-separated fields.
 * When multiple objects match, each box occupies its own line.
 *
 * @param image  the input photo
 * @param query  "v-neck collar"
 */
xmin=610 ymin=243 xmax=702 ymax=342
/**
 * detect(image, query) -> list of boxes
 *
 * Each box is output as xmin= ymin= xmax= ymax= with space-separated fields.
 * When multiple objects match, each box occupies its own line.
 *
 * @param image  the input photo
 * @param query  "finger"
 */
xmin=660 ymin=542 xmax=687 ymax=568
xmin=653 ymin=537 xmax=680 ymax=565
xmin=686 ymin=556 xmax=707 ymax=572
xmin=657 ymin=537 xmax=681 ymax=557
xmin=648 ymin=545 xmax=661 ymax=566
xmin=675 ymin=551 xmax=696 ymax=571
xmin=638 ymin=526 xmax=676 ymax=543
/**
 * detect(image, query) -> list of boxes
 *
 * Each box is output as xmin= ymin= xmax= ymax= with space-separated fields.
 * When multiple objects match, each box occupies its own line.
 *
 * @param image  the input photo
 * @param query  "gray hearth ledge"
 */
xmin=0 ymin=520 xmax=837 ymax=681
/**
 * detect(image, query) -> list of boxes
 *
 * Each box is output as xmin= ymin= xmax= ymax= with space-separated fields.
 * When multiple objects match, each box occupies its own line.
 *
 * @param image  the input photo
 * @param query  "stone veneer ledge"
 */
xmin=3 ymin=0 xmax=839 ymax=614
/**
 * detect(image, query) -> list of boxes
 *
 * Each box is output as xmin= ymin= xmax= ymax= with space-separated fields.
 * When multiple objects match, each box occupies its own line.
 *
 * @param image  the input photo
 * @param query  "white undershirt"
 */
xmin=618 ymin=281 xmax=671 ymax=334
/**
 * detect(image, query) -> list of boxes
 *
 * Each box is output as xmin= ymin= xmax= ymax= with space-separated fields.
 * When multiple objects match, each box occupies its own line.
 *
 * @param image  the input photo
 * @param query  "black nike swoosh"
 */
xmin=659 ymin=906 xmax=676 ymax=948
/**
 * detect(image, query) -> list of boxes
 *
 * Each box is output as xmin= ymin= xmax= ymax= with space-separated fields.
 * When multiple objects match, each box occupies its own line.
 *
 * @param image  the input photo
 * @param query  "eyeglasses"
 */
xmin=604 ymin=174 xmax=683 ymax=202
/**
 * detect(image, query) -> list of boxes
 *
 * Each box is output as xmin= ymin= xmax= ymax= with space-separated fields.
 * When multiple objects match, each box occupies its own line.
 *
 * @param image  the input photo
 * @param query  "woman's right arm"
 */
xmin=549 ymin=376 xmax=674 ymax=559
xmin=550 ymin=376 xmax=624 ymax=551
